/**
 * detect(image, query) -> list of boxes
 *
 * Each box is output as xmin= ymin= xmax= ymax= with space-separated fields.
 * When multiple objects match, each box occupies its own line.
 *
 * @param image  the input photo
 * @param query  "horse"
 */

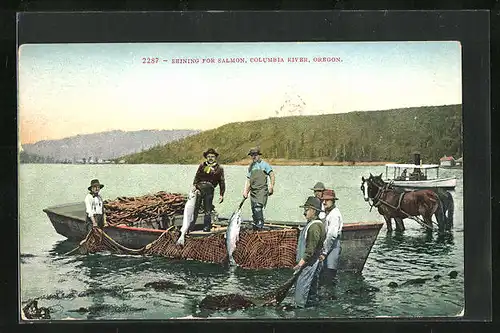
xmin=433 ymin=188 xmax=454 ymax=230
xmin=360 ymin=173 xmax=445 ymax=232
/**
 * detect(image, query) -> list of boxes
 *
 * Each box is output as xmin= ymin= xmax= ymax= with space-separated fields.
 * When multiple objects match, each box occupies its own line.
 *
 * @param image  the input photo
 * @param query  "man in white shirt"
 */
xmin=84 ymin=179 xmax=107 ymax=233
xmin=310 ymin=182 xmax=326 ymax=220
xmin=318 ymin=189 xmax=343 ymax=284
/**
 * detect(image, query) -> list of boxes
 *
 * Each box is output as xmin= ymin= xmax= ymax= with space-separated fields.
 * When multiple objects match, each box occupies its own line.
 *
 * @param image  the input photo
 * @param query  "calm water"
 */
xmin=19 ymin=164 xmax=464 ymax=320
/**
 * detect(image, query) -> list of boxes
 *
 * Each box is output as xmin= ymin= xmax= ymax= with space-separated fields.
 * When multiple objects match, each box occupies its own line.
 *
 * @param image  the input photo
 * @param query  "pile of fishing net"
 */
xmin=199 ymin=268 xmax=302 ymax=310
xmin=103 ymin=191 xmax=187 ymax=226
xmin=66 ymin=227 xmax=299 ymax=269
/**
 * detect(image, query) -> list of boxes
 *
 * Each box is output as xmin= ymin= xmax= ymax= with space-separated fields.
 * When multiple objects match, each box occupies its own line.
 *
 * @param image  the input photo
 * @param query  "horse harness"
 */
xmin=366 ymin=179 xmax=436 ymax=229
xmin=368 ymin=181 xmax=404 ymax=212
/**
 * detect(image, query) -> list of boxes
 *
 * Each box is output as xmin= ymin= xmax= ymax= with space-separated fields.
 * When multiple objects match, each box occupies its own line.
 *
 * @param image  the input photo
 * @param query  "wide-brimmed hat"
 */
xmin=248 ymin=147 xmax=262 ymax=156
xmin=203 ymin=148 xmax=219 ymax=158
xmin=321 ymin=189 xmax=339 ymax=200
xmin=310 ymin=182 xmax=326 ymax=191
xmin=299 ymin=196 xmax=322 ymax=211
xmin=88 ymin=179 xmax=104 ymax=191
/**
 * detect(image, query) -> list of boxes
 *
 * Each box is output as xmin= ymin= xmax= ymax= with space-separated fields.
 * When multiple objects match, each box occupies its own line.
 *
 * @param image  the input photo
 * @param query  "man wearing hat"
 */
xmin=319 ymin=189 xmax=344 ymax=284
xmin=293 ymin=196 xmax=326 ymax=308
xmin=310 ymin=182 xmax=327 ymax=220
xmin=242 ymin=147 xmax=275 ymax=230
xmin=192 ymin=148 xmax=226 ymax=232
xmin=84 ymin=179 xmax=107 ymax=233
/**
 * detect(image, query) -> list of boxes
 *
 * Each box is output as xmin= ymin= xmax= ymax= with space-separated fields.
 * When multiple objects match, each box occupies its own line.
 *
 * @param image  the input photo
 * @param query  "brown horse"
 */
xmin=361 ymin=173 xmax=441 ymax=232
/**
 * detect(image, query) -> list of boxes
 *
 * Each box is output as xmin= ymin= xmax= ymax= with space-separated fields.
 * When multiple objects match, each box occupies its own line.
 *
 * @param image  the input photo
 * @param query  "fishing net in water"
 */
xmin=65 ymin=227 xmax=143 ymax=255
xmin=232 ymin=229 xmax=298 ymax=269
xmin=103 ymin=191 xmax=187 ymax=226
xmin=66 ymin=226 xmax=299 ymax=269
xmin=198 ymin=267 xmax=302 ymax=311
xmin=143 ymin=230 xmax=227 ymax=264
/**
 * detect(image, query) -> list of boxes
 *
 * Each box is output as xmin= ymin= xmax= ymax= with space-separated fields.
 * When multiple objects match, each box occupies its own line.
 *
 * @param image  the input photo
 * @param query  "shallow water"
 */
xmin=19 ymin=164 xmax=464 ymax=319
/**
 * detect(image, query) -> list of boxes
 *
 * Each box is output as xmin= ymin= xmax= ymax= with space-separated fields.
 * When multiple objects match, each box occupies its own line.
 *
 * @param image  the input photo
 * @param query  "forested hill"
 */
xmin=121 ymin=104 xmax=462 ymax=165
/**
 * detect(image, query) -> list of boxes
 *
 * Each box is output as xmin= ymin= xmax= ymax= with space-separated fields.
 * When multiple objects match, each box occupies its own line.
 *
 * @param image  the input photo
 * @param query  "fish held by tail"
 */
xmin=176 ymin=190 xmax=197 ymax=246
xmin=226 ymin=208 xmax=243 ymax=266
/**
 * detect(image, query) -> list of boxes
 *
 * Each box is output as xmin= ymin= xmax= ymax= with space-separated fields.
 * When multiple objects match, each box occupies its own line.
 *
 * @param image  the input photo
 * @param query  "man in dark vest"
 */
xmin=192 ymin=148 xmax=226 ymax=232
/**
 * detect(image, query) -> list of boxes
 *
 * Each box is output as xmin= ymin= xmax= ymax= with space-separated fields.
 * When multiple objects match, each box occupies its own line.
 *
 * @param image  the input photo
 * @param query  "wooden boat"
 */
xmin=43 ymin=202 xmax=383 ymax=273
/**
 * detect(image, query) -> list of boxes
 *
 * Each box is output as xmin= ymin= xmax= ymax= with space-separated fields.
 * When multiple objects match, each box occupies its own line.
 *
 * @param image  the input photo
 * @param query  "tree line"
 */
xmin=121 ymin=104 xmax=462 ymax=165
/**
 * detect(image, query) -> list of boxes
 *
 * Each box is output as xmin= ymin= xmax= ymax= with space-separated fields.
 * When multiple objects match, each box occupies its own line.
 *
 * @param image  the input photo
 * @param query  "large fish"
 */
xmin=225 ymin=198 xmax=246 ymax=266
xmin=176 ymin=190 xmax=197 ymax=246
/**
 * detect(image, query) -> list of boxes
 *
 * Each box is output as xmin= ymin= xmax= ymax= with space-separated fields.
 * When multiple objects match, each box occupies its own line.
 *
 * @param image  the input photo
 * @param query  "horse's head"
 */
xmin=371 ymin=173 xmax=385 ymax=187
xmin=361 ymin=173 xmax=385 ymax=202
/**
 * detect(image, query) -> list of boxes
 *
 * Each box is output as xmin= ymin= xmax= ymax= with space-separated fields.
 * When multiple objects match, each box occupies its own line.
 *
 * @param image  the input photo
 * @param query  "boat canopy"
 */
xmin=385 ymin=163 xmax=440 ymax=169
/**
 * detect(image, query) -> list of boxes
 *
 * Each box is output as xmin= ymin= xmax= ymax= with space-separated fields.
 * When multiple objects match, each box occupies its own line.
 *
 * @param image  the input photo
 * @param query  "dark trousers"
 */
xmin=193 ymin=182 xmax=215 ymax=230
xmin=85 ymin=214 xmax=104 ymax=233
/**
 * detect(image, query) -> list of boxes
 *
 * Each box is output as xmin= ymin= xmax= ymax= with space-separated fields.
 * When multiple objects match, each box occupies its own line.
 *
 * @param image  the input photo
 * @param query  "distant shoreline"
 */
xmin=228 ymin=159 xmax=394 ymax=166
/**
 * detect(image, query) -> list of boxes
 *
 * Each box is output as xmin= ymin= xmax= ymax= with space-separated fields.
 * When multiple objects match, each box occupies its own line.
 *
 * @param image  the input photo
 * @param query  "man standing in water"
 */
xmin=243 ymin=147 xmax=275 ymax=231
xmin=319 ymin=189 xmax=343 ymax=284
xmin=192 ymin=148 xmax=226 ymax=232
xmin=293 ymin=196 xmax=326 ymax=308
xmin=84 ymin=179 xmax=107 ymax=233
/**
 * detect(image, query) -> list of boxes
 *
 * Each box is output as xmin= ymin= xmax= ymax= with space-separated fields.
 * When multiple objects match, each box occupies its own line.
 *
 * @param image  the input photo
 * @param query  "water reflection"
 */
xmin=378 ymin=230 xmax=454 ymax=256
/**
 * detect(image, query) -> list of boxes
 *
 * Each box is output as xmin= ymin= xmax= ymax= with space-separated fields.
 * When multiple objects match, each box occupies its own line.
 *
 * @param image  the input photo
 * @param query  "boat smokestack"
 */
xmin=413 ymin=153 xmax=421 ymax=166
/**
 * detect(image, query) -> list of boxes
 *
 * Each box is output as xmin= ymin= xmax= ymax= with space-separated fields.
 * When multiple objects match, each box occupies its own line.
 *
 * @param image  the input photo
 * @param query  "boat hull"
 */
xmin=386 ymin=177 xmax=457 ymax=190
xmin=43 ymin=203 xmax=383 ymax=273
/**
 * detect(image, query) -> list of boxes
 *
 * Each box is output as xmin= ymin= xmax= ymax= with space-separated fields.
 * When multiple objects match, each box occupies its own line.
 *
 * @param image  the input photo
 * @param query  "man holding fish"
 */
xmin=191 ymin=148 xmax=226 ymax=232
xmin=177 ymin=148 xmax=226 ymax=245
xmin=243 ymin=147 xmax=275 ymax=231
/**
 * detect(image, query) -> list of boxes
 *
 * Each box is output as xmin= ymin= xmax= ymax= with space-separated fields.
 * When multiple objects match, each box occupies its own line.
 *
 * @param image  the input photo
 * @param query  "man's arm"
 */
xmin=85 ymin=195 xmax=97 ymax=226
xmin=243 ymin=178 xmax=250 ymax=198
xmin=193 ymin=164 xmax=203 ymax=186
xmin=268 ymin=170 xmax=275 ymax=195
xmin=219 ymin=167 xmax=226 ymax=203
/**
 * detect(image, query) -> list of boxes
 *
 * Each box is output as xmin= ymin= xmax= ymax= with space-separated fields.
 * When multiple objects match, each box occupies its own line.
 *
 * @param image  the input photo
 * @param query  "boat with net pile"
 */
xmin=43 ymin=192 xmax=383 ymax=273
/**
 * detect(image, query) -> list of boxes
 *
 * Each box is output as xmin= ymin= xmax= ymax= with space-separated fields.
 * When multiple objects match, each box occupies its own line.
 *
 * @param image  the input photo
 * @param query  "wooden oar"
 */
xmin=250 ymin=265 xmax=306 ymax=306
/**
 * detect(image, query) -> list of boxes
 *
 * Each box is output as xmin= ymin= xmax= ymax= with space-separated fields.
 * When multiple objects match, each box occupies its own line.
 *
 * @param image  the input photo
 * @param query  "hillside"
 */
xmin=21 ymin=129 xmax=200 ymax=163
xmin=19 ymin=151 xmax=56 ymax=164
xmin=121 ymin=105 xmax=462 ymax=165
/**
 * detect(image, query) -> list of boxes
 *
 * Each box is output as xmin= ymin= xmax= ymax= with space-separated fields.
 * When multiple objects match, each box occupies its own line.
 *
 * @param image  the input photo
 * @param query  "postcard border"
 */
xmin=10 ymin=9 xmax=492 ymax=330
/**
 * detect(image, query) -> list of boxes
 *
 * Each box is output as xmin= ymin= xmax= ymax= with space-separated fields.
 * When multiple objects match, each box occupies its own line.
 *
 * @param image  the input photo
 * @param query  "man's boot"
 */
xmin=203 ymin=214 xmax=212 ymax=232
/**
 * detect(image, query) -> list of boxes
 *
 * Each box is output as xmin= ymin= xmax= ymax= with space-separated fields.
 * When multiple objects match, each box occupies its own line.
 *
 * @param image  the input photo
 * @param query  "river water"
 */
xmin=19 ymin=164 xmax=464 ymax=320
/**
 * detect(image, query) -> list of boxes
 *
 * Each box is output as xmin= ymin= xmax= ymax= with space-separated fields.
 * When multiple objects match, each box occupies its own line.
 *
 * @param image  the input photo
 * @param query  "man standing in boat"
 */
xmin=243 ymin=147 xmax=275 ymax=231
xmin=192 ymin=148 xmax=226 ymax=232
xmin=84 ymin=179 xmax=107 ymax=233
xmin=318 ymin=189 xmax=343 ymax=284
xmin=294 ymin=196 xmax=326 ymax=308
xmin=311 ymin=182 xmax=327 ymax=221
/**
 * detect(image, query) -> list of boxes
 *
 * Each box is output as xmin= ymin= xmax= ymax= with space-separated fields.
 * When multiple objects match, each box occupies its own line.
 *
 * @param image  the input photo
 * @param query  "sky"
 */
xmin=18 ymin=41 xmax=462 ymax=144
